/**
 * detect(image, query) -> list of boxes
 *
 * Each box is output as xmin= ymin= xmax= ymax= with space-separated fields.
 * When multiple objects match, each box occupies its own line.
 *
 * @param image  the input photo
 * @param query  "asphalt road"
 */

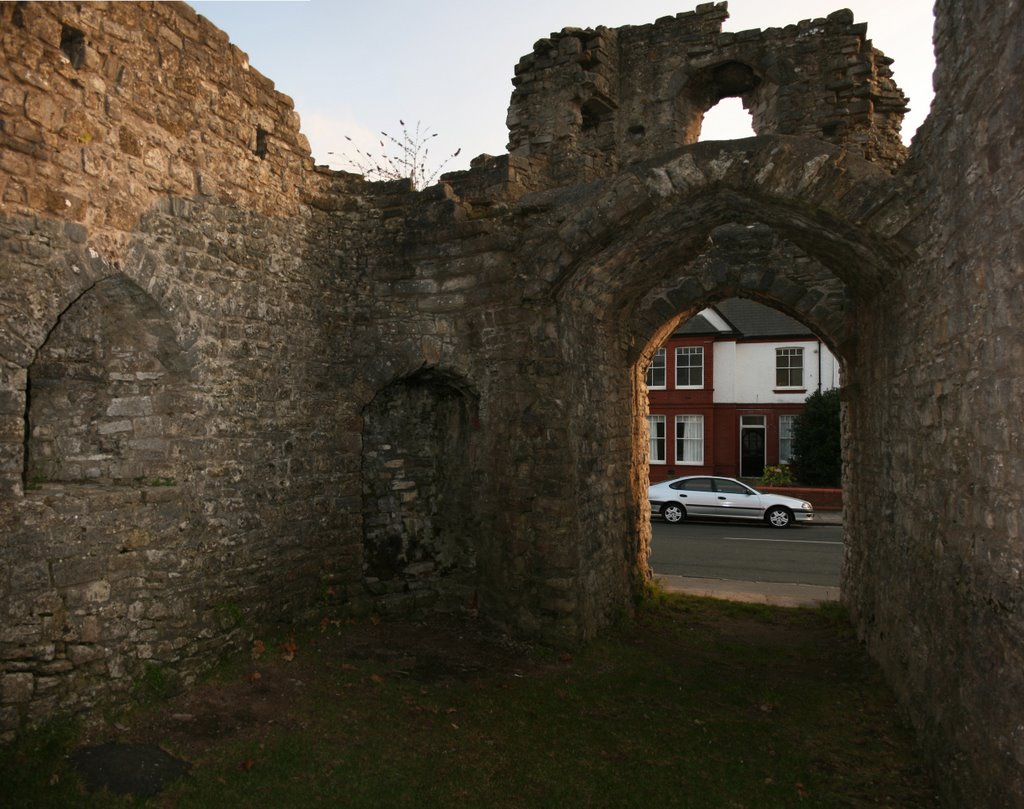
xmin=650 ymin=518 xmax=843 ymax=587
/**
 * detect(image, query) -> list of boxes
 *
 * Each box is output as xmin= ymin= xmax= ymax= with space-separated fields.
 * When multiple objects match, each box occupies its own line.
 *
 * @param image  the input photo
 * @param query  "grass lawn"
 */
xmin=1 ymin=593 xmax=940 ymax=808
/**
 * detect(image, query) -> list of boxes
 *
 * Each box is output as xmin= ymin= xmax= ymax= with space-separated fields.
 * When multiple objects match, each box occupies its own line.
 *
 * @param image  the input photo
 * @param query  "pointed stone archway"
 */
xmin=494 ymin=137 xmax=913 ymax=626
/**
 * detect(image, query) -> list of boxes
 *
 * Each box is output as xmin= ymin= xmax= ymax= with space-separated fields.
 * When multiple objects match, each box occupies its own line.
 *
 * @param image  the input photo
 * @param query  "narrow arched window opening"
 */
xmin=255 ymin=126 xmax=268 ymax=159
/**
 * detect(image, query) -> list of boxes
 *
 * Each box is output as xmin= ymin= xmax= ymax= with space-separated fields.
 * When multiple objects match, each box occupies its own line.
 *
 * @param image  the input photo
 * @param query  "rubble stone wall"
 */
xmin=840 ymin=1 xmax=1024 ymax=806
xmin=507 ymin=2 xmax=908 ymax=188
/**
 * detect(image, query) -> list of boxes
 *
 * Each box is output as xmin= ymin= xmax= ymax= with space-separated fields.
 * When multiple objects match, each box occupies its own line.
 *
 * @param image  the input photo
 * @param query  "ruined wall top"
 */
xmin=1 ymin=1 xmax=911 ymax=250
xmin=506 ymin=2 xmax=909 ymax=188
xmin=0 ymin=1 xmax=317 ymax=257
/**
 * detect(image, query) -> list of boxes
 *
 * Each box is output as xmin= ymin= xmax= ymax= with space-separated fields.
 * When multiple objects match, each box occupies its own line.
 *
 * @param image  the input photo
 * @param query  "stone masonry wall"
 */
xmin=1 ymin=2 xmax=1022 ymax=806
xmin=0 ymin=197 xmax=368 ymax=739
xmin=841 ymin=1 xmax=1024 ymax=806
xmin=0 ymin=1 xmax=313 ymax=253
xmin=507 ymin=3 xmax=908 ymax=189
xmin=0 ymin=0 xmax=393 ymax=737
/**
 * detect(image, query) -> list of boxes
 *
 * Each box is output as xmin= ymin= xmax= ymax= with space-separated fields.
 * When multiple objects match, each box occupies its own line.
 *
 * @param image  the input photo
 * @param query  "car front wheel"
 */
xmin=765 ymin=506 xmax=792 ymax=528
xmin=661 ymin=503 xmax=685 ymax=524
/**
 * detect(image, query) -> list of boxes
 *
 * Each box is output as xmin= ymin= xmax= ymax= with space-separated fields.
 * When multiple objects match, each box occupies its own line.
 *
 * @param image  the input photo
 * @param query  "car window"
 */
xmin=714 ymin=479 xmax=752 ymax=495
xmin=679 ymin=478 xmax=714 ymax=492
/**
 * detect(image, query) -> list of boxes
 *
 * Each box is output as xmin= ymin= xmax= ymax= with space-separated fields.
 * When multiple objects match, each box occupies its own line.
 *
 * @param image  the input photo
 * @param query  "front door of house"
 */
xmin=740 ymin=415 xmax=766 ymax=479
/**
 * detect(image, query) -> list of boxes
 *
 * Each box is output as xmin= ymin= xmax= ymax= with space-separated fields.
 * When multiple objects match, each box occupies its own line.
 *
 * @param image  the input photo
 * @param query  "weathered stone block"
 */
xmin=1 ymin=673 xmax=34 ymax=704
xmin=97 ymin=419 xmax=133 ymax=435
xmin=67 ymin=645 xmax=105 ymax=665
xmin=106 ymin=397 xmax=153 ymax=417
xmin=51 ymin=558 xmax=106 ymax=589
xmin=64 ymin=580 xmax=111 ymax=607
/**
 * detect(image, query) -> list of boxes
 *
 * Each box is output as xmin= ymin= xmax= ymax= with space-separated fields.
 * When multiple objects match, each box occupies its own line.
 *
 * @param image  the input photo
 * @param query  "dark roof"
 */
xmin=674 ymin=298 xmax=814 ymax=339
xmin=674 ymin=312 xmax=720 ymax=335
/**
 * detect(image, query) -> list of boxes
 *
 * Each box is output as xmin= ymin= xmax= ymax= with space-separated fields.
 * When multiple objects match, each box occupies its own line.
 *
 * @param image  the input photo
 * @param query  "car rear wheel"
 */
xmin=661 ymin=503 xmax=686 ymax=524
xmin=765 ymin=506 xmax=792 ymax=528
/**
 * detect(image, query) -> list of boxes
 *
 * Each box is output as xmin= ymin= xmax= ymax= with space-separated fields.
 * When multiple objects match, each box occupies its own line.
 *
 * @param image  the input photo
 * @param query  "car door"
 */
xmin=711 ymin=478 xmax=763 ymax=520
xmin=669 ymin=477 xmax=718 ymax=517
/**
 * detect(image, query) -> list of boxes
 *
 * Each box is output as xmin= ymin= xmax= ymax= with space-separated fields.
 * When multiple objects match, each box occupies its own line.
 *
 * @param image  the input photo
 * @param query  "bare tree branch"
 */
xmin=329 ymin=121 xmax=461 ymax=190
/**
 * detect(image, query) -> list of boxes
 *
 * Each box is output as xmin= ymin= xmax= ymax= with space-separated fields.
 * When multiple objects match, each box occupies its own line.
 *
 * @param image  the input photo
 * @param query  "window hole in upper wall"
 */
xmin=697 ymin=97 xmax=755 ymax=142
xmin=711 ymin=61 xmax=760 ymax=99
xmin=255 ymin=126 xmax=268 ymax=158
xmin=581 ymin=97 xmax=614 ymax=131
xmin=60 ymin=24 xmax=86 ymax=69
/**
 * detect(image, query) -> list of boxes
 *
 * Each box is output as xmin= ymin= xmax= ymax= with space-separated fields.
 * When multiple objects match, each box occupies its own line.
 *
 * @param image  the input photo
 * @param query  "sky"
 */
xmin=190 ymin=0 xmax=936 ymax=176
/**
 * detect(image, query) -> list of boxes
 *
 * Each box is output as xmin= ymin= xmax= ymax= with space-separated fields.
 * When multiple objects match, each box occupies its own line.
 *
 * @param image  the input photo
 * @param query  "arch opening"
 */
xmin=624 ymin=221 xmax=853 ymax=497
xmin=638 ymin=293 xmax=848 ymax=596
xmin=548 ymin=188 xmax=873 ymax=614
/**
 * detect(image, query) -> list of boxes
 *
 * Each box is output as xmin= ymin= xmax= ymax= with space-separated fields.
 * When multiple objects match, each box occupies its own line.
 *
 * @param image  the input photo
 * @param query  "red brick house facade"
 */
xmin=647 ymin=299 xmax=840 ymax=483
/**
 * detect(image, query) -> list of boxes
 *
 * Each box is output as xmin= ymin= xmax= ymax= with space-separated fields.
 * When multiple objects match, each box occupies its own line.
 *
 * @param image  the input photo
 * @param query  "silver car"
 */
xmin=649 ymin=475 xmax=813 ymax=528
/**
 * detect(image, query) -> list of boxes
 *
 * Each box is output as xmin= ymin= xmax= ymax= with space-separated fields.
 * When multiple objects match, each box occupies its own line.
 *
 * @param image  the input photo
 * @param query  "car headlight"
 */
xmin=801 ymin=502 xmax=812 ymax=511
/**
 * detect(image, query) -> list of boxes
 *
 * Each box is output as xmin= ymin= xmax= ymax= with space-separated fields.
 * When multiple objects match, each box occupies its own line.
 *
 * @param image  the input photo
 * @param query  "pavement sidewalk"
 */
xmin=656 ymin=575 xmax=839 ymax=607
xmin=811 ymin=510 xmax=843 ymax=525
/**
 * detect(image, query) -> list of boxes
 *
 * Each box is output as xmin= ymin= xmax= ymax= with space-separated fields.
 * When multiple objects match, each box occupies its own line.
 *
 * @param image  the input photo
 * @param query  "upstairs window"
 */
xmin=776 ymin=347 xmax=804 ymax=388
xmin=645 ymin=348 xmax=666 ymax=389
xmin=675 ymin=346 xmax=704 ymax=389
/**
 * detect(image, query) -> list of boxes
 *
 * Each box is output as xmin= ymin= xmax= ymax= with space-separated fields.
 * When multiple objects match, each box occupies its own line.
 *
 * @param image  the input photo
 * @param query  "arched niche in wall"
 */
xmin=25 ymin=275 xmax=189 ymax=486
xmin=360 ymin=368 xmax=481 ymax=613
xmin=579 ymin=94 xmax=617 ymax=149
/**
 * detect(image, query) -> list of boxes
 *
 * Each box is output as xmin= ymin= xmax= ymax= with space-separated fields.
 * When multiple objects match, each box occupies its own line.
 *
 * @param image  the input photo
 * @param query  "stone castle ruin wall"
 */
xmin=506 ymin=4 xmax=908 ymax=187
xmin=0 ymin=2 xmax=1021 ymax=806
